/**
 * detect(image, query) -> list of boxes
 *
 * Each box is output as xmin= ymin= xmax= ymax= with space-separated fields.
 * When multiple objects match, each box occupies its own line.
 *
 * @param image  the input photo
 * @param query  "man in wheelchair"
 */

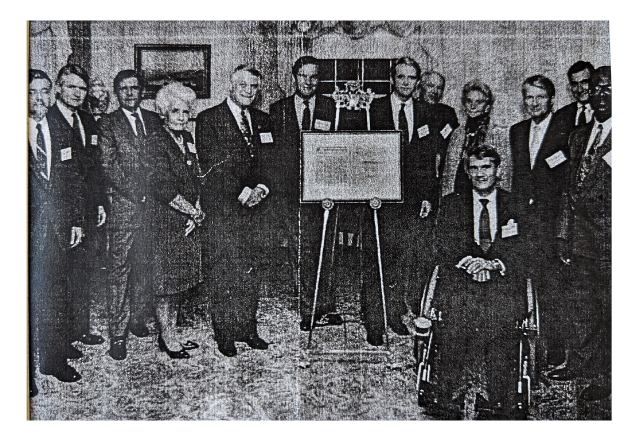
xmin=422 ymin=146 xmax=529 ymax=419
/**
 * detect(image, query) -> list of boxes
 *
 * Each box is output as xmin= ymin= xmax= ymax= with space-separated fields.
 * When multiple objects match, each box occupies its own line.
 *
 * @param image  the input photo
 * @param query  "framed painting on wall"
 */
xmin=134 ymin=44 xmax=211 ymax=99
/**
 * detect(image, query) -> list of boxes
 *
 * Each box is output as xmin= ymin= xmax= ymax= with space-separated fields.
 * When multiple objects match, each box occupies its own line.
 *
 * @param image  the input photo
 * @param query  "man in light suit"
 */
xmin=433 ymin=146 xmax=527 ymax=418
xmin=47 ymin=64 xmax=106 ymax=352
xmin=552 ymin=67 xmax=611 ymax=402
xmin=196 ymin=65 xmax=273 ymax=357
xmin=509 ymin=75 xmax=572 ymax=367
xmin=554 ymin=61 xmax=595 ymax=131
xmin=269 ymin=56 xmax=340 ymax=331
xmin=98 ymin=70 xmax=163 ymax=360
xmin=29 ymin=69 xmax=85 ymax=387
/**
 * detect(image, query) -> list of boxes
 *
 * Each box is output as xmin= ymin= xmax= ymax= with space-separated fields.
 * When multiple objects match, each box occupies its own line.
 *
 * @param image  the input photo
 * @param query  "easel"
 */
xmin=307 ymin=197 xmax=390 ymax=351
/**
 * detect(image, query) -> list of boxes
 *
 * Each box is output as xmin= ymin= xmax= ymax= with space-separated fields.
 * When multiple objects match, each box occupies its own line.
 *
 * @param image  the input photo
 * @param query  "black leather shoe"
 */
xmin=244 ymin=335 xmax=269 ymax=350
xmin=65 ymin=345 xmax=83 ymax=359
xmin=316 ymin=313 xmax=343 ymax=327
xmin=158 ymin=336 xmax=190 ymax=359
xmin=80 ymin=334 xmax=105 ymax=345
xmin=109 ymin=338 xmax=127 ymax=360
xmin=390 ymin=322 xmax=410 ymax=336
xmin=579 ymin=384 xmax=611 ymax=401
xmin=366 ymin=331 xmax=384 ymax=346
xmin=129 ymin=323 xmax=150 ymax=338
xmin=180 ymin=340 xmax=199 ymax=351
xmin=41 ymin=363 xmax=81 ymax=383
xmin=546 ymin=367 xmax=577 ymax=381
xmin=217 ymin=341 xmax=237 ymax=357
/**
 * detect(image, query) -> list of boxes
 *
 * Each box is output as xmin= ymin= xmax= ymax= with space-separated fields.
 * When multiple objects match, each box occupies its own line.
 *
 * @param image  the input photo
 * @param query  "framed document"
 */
xmin=301 ymin=131 xmax=402 ymax=202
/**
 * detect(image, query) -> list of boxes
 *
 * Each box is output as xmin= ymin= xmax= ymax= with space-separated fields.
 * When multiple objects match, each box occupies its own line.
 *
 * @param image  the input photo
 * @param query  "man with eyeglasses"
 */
xmin=269 ymin=56 xmax=340 ymax=332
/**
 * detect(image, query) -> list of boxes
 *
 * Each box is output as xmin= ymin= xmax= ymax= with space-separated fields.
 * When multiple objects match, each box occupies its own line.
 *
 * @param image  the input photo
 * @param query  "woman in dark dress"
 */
xmin=146 ymin=82 xmax=205 ymax=359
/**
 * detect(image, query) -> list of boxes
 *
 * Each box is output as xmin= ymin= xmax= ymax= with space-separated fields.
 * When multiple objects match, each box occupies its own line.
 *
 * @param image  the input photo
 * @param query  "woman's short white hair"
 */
xmin=155 ymin=82 xmax=196 ymax=117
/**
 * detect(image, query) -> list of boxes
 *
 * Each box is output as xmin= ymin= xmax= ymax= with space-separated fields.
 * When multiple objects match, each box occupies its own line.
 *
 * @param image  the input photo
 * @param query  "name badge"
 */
xmin=417 ymin=124 xmax=430 ymax=138
xmin=545 ymin=150 xmax=567 ymax=169
xmin=61 ymin=147 xmax=72 ymax=161
xmin=602 ymin=150 xmax=611 ymax=167
xmin=314 ymin=119 xmax=331 ymax=131
xmin=187 ymin=142 xmax=197 ymax=154
xmin=91 ymin=135 xmax=98 ymax=146
xmin=260 ymin=132 xmax=273 ymax=144
xmin=440 ymin=124 xmax=453 ymax=139
xmin=186 ymin=160 xmax=192 ymax=166
xmin=501 ymin=219 xmax=519 ymax=238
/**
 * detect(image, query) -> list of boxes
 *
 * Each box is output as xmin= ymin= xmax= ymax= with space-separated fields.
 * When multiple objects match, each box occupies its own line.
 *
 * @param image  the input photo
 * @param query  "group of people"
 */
xmin=28 ymin=56 xmax=611 ymax=418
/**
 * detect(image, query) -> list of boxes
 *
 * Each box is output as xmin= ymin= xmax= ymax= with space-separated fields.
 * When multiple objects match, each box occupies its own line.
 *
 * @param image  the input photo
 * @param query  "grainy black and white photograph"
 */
xmin=24 ymin=14 xmax=618 ymax=424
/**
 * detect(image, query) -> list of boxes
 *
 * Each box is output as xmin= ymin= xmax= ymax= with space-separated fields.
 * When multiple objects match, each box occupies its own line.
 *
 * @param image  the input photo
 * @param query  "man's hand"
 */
xmin=245 ymin=186 xmax=267 ymax=208
xmin=97 ymin=205 xmax=107 ymax=227
xmin=70 ymin=226 xmax=84 ymax=248
xmin=419 ymin=200 xmax=432 ymax=218
xmin=472 ymin=269 xmax=491 ymax=282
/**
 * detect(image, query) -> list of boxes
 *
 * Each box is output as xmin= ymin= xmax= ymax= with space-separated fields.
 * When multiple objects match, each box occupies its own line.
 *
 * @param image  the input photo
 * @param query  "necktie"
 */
xmin=577 ymin=124 xmax=604 ymax=187
xmin=576 ymin=104 xmax=586 ymax=127
xmin=131 ymin=112 xmax=145 ymax=136
xmin=301 ymin=100 xmax=311 ymax=131
xmin=35 ymin=123 xmax=48 ymax=180
xmin=479 ymin=198 xmax=492 ymax=253
xmin=72 ymin=112 xmax=84 ymax=147
xmin=530 ymin=123 xmax=541 ymax=169
xmin=239 ymin=109 xmax=255 ymax=155
xmin=398 ymin=102 xmax=409 ymax=145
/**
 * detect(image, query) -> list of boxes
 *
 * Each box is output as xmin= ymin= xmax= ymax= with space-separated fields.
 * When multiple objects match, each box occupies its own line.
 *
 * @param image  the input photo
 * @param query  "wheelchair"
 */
xmin=414 ymin=266 xmax=539 ymax=419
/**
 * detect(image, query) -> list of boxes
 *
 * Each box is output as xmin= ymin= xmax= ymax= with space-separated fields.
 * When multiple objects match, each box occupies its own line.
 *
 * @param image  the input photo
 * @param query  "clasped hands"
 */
xmin=456 ymin=256 xmax=503 ymax=282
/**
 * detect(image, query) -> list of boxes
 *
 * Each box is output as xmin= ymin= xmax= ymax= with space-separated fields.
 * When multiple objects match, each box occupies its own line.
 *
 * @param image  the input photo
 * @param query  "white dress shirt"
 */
xmin=227 ymin=98 xmax=253 ymax=135
xmin=56 ymin=101 xmax=86 ymax=146
xmin=390 ymin=92 xmax=414 ymax=142
xmin=528 ymin=113 xmax=553 ymax=169
xmin=294 ymin=94 xmax=316 ymax=129
xmin=121 ymin=107 xmax=147 ymax=136
xmin=584 ymin=116 xmax=612 ymax=155
xmin=575 ymin=102 xmax=594 ymax=126
xmin=29 ymin=117 xmax=52 ymax=180
xmin=473 ymin=188 xmax=498 ymax=245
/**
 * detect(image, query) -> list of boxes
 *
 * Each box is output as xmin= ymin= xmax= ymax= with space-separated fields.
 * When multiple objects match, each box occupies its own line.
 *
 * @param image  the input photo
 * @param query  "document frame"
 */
xmin=300 ymin=131 xmax=403 ymax=203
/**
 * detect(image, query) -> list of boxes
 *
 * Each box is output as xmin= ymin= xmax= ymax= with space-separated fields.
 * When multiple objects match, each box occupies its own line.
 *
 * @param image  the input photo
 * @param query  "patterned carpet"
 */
xmin=28 ymin=266 xmax=611 ymax=420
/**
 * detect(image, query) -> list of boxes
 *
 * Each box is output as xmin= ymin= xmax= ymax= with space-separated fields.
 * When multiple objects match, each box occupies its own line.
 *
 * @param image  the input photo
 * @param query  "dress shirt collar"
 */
xmin=576 ymin=102 xmax=594 ymax=124
xmin=294 ymin=94 xmax=316 ymax=128
xmin=473 ymin=188 xmax=498 ymax=244
xmin=586 ymin=116 xmax=612 ymax=153
xmin=390 ymin=92 xmax=414 ymax=141
xmin=226 ymin=97 xmax=252 ymax=134
xmin=121 ymin=106 xmax=146 ymax=135
xmin=528 ymin=112 xmax=553 ymax=169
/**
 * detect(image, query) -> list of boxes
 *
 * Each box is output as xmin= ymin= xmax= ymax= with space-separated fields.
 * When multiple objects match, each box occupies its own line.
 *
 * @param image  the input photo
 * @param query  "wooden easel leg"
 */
xmin=372 ymin=206 xmax=389 ymax=349
xmin=308 ymin=201 xmax=333 ymax=348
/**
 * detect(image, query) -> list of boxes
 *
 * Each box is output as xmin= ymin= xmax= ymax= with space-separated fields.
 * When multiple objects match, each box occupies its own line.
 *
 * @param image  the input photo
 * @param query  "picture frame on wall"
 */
xmin=134 ymin=44 xmax=211 ymax=99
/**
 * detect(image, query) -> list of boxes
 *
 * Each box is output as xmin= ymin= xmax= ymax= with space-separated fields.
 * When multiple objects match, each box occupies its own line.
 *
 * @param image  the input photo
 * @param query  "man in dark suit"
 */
xmin=433 ymin=146 xmax=527 ymax=418
xmin=29 ymin=69 xmax=86 ymax=386
xmin=362 ymin=57 xmax=445 ymax=345
xmin=269 ymin=56 xmax=340 ymax=331
xmin=196 ymin=65 xmax=273 ymax=357
xmin=419 ymin=71 xmax=459 ymax=155
xmin=98 ymin=70 xmax=163 ymax=360
xmin=552 ymin=67 xmax=611 ymax=401
xmin=47 ymin=65 xmax=106 ymax=351
xmin=509 ymin=75 xmax=572 ymax=367
xmin=554 ymin=61 xmax=595 ymax=131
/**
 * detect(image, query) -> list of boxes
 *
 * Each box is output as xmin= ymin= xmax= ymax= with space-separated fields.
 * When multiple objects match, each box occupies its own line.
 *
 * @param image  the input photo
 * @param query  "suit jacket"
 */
xmin=195 ymin=100 xmax=273 ymax=262
xmin=509 ymin=113 xmax=572 ymax=237
xmin=369 ymin=96 xmax=445 ymax=210
xmin=98 ymin=107 xmax=162 ymax=226
xmin=559 ymin=122 xmax=611 ymax=262
xmin=47 ymin=103 xmax=104 ymax=224
xmin=554 ymin=101 xmax=580 ymax=133
xmin=435 ymin=189 xmax=528 ymax=279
